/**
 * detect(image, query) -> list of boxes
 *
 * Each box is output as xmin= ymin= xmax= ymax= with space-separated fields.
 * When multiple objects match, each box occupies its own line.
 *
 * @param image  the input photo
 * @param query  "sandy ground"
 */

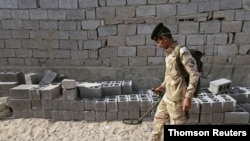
xmin=0 ymin=117 xmax=155 ymax=141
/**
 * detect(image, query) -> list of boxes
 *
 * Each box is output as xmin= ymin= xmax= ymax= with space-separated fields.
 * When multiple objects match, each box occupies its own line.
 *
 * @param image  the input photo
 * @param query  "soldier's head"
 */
xmin=151 ymin=23 xmax=174 ymax=49
xmin=151 ymin=23 xmax=172 ymax=41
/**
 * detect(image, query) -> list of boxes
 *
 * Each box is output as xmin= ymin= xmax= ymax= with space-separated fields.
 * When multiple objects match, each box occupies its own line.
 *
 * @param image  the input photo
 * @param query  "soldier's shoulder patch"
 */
xmin=187 ymin=59 xmax=195 ymax=67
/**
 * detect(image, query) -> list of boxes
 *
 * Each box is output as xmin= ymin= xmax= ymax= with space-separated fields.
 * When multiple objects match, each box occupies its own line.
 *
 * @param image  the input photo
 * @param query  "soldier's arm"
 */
xmin=180 ymin=47 xmax=200 ymax=99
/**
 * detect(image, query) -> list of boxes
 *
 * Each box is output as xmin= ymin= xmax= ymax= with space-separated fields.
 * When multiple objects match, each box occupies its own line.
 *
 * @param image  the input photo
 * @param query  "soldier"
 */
xmin=150 ymin=23 xmax=200 ymax=141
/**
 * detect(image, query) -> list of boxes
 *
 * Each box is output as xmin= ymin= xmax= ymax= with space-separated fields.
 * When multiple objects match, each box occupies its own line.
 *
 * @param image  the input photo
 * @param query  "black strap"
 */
xmin=175 ymin=45 xmax=187 ymax=80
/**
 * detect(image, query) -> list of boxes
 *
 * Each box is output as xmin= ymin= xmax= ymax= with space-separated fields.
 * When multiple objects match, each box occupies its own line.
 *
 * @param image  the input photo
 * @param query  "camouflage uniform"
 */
xmin=150 ymin=43 xmax=200 ymax=141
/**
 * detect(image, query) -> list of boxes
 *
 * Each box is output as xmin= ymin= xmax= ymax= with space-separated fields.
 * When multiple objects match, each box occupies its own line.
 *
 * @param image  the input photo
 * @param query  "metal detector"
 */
xmin=122 ymin=89 xmax=164 ymax=125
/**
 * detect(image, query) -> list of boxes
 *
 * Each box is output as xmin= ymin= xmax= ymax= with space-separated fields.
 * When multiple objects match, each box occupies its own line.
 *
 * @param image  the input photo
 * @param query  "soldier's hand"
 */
xmin=153 ymin=86 xmax=164 ymax=95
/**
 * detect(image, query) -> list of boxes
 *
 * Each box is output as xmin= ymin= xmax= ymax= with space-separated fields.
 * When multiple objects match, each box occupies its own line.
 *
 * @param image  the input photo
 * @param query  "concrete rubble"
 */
xmin=0 ymin=71 xmax=249 ymax=125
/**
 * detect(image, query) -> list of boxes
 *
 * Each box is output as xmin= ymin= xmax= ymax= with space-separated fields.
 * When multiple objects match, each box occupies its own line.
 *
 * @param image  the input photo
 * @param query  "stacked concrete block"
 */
xmin=196 ymin=96 xmax=214 ymax=124
xmin=139 ymin=94 xmax=153 ymax=121
xmin=102 ymin=81 xmax=122 ymax=97
xmin=0 ymin=71 xmax=25 ymax=84
xmin=208 ymin=78 xmax=231 ymax=94
xmin=226 ymin=87 xmax=250 ymax=103
xmin=216 ymin=94 xmax=237 ymax=112
xmin=128 ymin=94 xmax=140 ymax=119
xmin=39 ymin=70 xmax=57 ymax=85
xmin=40 ymin=83 xmax=61 ymax=100
xmin=30 ymin=86 xmax=44 ymax=118
xmin=10 ymin=84 xmax=39 ymax=99
xmin=63 ymin=89 xmax=78 ymax=101
xmin=40 ymin=84 xmax=61 ymax=119
xmin=187 ymin=98 xmax=201 ymax=124
xmin=95 ymin=98 xmax=106 ymax=122
xmin=106 ymin=96 xmax=118 ymax=121
xmin=60 ymin=79 xmax=80 ymax=121
xmin=83 ymin=98 xmax=96 ymax=121
xmin=40 ymin=83 xmax=61 ymax=119
xmin=117 ymin=95 xmax=129 ymax=120
xmin=205 ymin=95 xmax=224 ymax=124
xmin=52 ymin=110 xmax=64 ymax=121
xmin=73 ymin=99 xmax=85 ymax=121
xmin=10 ymin=84 xmax=41 ymax=118
xmin=77 ymin=82 xmax=103 ymax=98
xmin=63 ymin=100 xmax=73 ymax=111
xmin=0 ymin=97 xmax=11 ymax=119
xmin=62 ymin=79 xmax=77 ymax=90
xmin=52 ymin=96 xmax=63 ymax=121
xmin=0 ymin=82 xmax=18 ymax=97
xmin=84 ymin=111 xmax=96 ymax=122
xmin=121 ymin=80 xmax=133 ymax=94
xmin=53 ymin=96 xmax=63 ymax=110
xmin=84 ymin=98 xmax=96 ymax=111
xmin=63 ymin=111 xmax=74 ymax=121
xmin=224 ymin=105 xmax=250 ymax=124
xmin=24 ymin=72 xmax=40 ymax=84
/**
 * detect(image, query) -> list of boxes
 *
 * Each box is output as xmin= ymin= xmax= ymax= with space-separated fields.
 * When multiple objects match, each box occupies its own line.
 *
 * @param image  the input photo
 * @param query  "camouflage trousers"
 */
xmin=150 ymin=98 xmax=187 ymax=141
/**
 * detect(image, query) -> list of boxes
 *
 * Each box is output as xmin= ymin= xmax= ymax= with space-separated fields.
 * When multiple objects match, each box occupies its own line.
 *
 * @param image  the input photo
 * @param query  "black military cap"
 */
xmin=151 ymin=23 xmax=172 ymax=41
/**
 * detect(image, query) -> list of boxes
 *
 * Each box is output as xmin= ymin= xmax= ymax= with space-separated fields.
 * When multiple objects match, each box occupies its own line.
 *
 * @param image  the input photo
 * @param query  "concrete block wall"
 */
xmin=0 ymin=0 xmax=250 ymax=89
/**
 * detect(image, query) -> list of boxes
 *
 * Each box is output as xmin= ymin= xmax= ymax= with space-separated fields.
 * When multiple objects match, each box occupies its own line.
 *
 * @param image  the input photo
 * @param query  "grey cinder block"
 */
xmin=187 ymin=113 xmax=199 ymax=124
xmin=128 ymin=94 xmax=140 ymax=111
xmin=63 ymin=100 xmax=73 ymax=111
xmin=25 ymin=72 xmax=40 ymax=84
xmin=199 ymin=113 xmax=212 ymax=124
xmin=31 ymin=100 xmax=42 ymax=109
xmin=42 ymin=100 xmax=53 ymax=110
xmin=121 ymin=80 xmax=133 ymax=94
xmin=10 ymin=84 xmax=39 ymax=99
xmin=95 ymin=112 xmax=106 ymax=122
xmin=208 ymin=78 xmax=231 ymax=94
xmin=139 ymin=94 xmax=152 ymax=112
xmin=32 ymin=109 xmax=43 ymax=118
xmin=117 ymin=95 xmax=129 ymax=111
xmin=106 ymin=112 xmax=117 ymax=121
xmin=11 ymin=99 xmax=31 ymax=110
xmin=53 ymin=95 xmax=63 ymax=110
xmin=0 ymin=82 xmax=18 ymax=97
xmin=61 ymin=79 xmax=76 ymax=89
xmin=43 ymin=110 xmax=53 ymax=119
xmin=205 ymin=95 xmax=224 ymax=113
xmin=39 ymin=70 xmax=57 ymax=85
xmin=0 ymin=71 xmax=25 ymax=84
xmin=13 ymin=109 xmax=32 ymax=118
xmin=190 ymin=98 xmax=200 ymax=114
xmin=102 ymin=81 xmax=122 ymax=97
xmin=84 ymin=98 xmax=96 ymax=111
xmin=30 ymin=85 xmax=42 ymax=100
xmin=212 ymin=113 xmax=224 ymax=124
xmin=106 ymin=96 xmax=118 ymax=112
xmin=77 ymin=82 xmax=103 ymax=98
xmin=118 ymin=111 xmax=129 ymax=120
xmin=128 ymin=111 xmax=140 ymax=119
xmin=95 ymin=98 xmax=106 ymax=112
xmin=73 ymin=99 xmax=85 ymax=111
xmin=216 ymin=94 xmax=237 ymax=112
xmin=224 ymin=105 xmax=250 ymax=124
xmin=74 ymin=111 xmax=84 ymax=121
xmin=84 ymin=111 xmax=95 ymax=122
xmin=63 ymin=88 xmax=78 ymax=101
xmin=63 ymin=111 xmax=74 ymax=121
xmin=53 ymin=110 xmax=64 ymax=121
xmin=40 ymin=84 xmax=61 ymax=100
xmin=196 ymin=96 xmax=214 ymax=113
